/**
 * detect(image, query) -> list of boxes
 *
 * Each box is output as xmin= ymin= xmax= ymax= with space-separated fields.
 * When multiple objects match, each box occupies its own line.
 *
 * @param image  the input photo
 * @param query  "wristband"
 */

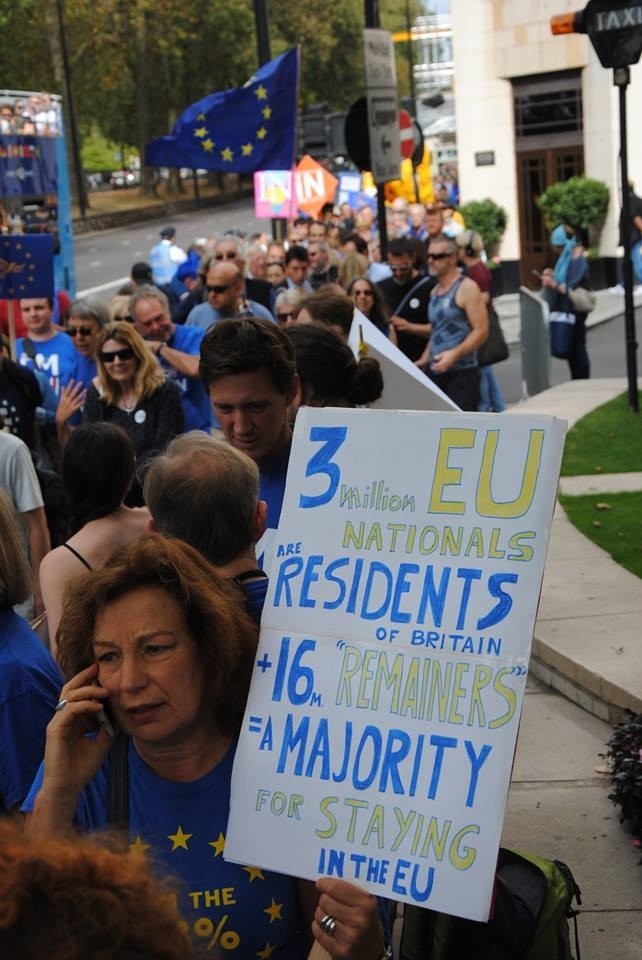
xmin=378 ymin=946 xmax=393 ymax=960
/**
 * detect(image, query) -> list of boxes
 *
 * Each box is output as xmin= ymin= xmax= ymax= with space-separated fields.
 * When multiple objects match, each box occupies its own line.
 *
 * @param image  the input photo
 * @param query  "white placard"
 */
xmin=348 ymin=309 xmax=459 ymax=412
xmin=227 ymin=408 xmax=566 ymax=921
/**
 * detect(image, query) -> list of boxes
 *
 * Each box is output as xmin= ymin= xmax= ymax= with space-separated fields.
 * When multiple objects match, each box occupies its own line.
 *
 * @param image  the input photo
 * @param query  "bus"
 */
xmin=0 ymin=89 xmax=75 ymax=298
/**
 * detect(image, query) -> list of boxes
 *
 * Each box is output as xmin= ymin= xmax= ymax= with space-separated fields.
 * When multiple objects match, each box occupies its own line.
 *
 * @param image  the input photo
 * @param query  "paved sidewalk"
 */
xmin=511 ymin=377 xmax=642 ymax=720
xmin=503 ymin=378 xmax=642 ymax=959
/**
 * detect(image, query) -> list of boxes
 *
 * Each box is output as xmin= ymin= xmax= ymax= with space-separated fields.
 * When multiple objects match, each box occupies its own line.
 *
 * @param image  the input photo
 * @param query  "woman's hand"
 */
xmin=41 ymin=663 xmax=114 ymax=799
xmin=311 ymin=877 xmax=385 ymax=960
xmin=55 ymin=379 xmax=86 ymax=426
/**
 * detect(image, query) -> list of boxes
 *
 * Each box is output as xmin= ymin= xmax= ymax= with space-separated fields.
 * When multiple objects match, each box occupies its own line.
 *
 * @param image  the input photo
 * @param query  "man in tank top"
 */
xmin=419 ymin=235 xmax=488 ymax=411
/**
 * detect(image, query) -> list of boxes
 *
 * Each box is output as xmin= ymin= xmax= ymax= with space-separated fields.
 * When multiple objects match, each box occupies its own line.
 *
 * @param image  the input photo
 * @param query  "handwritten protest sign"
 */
xmin=226 ymin=408 xmax=566 ymax=921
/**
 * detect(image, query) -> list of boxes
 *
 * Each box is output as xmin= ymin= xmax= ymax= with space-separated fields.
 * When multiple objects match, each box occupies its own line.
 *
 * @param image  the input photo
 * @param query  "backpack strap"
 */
xmin=21 ymin=337 xmax=39 ymax=364
xmin=232 ymin=569 xmax=268 ymax=585
xmin=108 ymin=732 xmax=130 ymax=830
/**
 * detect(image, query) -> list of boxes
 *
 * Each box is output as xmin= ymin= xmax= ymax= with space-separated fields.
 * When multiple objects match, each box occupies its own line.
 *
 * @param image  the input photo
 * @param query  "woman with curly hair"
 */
xmin=23 ymin=534 xmax=387 ymax=960
xmin=0 ymin=821 xmax=192 ymax=959
xmin=84 ymin=321 xmax=184 ymax=502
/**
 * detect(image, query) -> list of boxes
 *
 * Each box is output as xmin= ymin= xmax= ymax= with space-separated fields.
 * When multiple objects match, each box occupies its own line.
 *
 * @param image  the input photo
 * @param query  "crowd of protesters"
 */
xmin=0 ymin=194 xmax=505 ymax=957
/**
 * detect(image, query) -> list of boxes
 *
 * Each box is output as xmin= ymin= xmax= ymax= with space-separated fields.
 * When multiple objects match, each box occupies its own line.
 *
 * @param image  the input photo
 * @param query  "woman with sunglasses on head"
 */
xmin=84 ymin=322 xmax=183 ymax=503
xmin=347 ymin=276 xmax=391 ymax=336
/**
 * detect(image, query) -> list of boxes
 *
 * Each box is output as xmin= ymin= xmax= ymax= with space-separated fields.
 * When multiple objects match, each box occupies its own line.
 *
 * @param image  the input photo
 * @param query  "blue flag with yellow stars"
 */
xmin=0 ymin=234 xmax=54 ymax=299
xmin=145 ymin=48 xmax=299 ymax=173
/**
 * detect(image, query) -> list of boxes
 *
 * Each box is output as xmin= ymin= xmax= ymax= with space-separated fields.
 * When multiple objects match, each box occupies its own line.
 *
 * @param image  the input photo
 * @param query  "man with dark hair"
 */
xmin=377 ymin=237 xmax=435 ymax=361
xmin=16 ymin=298 xmax=78 ymax=397
xmin=284 ymin=245 xmax=312 ymax=292
xmin=131 ymin=262 xmax=153 ymax=287
xmin=144 ymin=433 xmax=268 ymax=622
xmin=200 ymin=317 xmax=299 ymax=529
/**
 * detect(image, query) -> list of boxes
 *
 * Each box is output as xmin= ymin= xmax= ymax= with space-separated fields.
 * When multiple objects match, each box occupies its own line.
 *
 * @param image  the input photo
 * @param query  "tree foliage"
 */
xmin=537 ymin=176 xmax=610 ymax=233
xmin=1 ymin=0 xmax=427 ymax=190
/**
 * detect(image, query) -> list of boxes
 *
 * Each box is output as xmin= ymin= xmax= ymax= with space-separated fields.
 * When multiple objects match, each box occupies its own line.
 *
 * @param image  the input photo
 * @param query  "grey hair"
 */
xmin=67 ymin=297 xmax=110 ymax=327
xmin=128 ymin=284 xmax=170 ymax=317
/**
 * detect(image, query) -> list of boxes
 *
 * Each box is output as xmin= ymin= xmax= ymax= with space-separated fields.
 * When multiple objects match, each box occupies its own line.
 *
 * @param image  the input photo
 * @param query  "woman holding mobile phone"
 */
xmin=23 ymin=535 xmax=388 ymax=960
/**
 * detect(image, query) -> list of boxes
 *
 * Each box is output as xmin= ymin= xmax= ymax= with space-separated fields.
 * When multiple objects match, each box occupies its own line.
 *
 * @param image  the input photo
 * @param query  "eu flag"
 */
xmin=0 ymin=235 xmax=54 ymax=299
xmin=145 ymin=48 xmax=299 ymax=173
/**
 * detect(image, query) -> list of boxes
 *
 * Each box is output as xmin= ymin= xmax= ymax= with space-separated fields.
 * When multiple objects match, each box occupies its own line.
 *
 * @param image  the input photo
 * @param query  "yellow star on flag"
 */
xmin=202 ymin=139 xmax=215 ymax=152
xmin=241 ymin=143 xmax=254 ymax=156
xmin=221 ymin=147 xmax=234 ymax=161
xmin=264 ymin=898 xmax=283 ymax=924
xmin=257 ymin=944 xmax=276 ymax=959
xmin=197 ymin=112 xmax=206 ymax=120
xmin=255 ymin=85 xmax=268 ymax=101
xmin=168 ymin=826 xmax=192 ymax=851
xmin=244 ymin=865 xmax=265 ymax=882
xmin=130 ymin=835 xmax=150 ymax=855
xmin=208 ymin=832 xmax=226 ymax=856
xmin=257 ymin=127 xmax=267 ymax=141
xmin=262 ymin=106 xmax=272 ymax=119
xmin=194 ymin=126 xmax=208 ymax=138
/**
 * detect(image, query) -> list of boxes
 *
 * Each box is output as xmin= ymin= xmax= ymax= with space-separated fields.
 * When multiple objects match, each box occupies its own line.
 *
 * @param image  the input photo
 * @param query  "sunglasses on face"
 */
xmin=206 ymin=283 xmax=235 ymax=294
xmin=100 ymin=347 xmax=135 ymax=363
xmin=390 ymin=263 xmax=412 ymax=272
xmin=66 ymin=325 xmax=95 ymax=337
xmin=353 ymin=288 xmax=373 ymax=296
xmin=427 ymin=252 xmax=450 ymax=261
xmin=215 ymin=251 xmax=237 ymax=260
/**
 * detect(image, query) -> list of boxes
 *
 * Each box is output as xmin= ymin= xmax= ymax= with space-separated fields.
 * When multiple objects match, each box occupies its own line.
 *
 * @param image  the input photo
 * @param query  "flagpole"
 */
xmin=7 ymin=299 xmax=16 ymax=361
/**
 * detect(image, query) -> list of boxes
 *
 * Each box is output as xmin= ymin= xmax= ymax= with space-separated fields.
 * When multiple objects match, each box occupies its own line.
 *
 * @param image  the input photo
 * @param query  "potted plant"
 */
xmin=459 ymin=198 xmax=508 ymax=296
xmin=605 ymin=710 xmax=642 ymax=863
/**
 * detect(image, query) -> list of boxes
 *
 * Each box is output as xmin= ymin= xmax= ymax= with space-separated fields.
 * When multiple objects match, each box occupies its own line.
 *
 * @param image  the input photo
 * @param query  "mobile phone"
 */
xmin=531 ymin=269 xmax=542 ymax=280
xmin=92 ymin=680 xmax=116 ymax=738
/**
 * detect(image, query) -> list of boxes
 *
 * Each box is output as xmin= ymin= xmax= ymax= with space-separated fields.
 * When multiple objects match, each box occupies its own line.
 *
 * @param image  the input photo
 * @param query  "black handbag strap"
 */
xmin=108 ymin=732 xmax=130 ymax=830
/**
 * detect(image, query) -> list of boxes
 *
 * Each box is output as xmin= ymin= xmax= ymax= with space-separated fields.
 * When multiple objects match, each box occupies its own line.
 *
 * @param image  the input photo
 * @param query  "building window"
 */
xmin=515 ymin=89 xmax=583 ymax=138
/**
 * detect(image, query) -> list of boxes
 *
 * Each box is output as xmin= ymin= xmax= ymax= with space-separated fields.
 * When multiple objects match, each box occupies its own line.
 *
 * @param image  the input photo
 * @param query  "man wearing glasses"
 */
xmin=185 ymin=260 xmax=274 ymax=334
xmin=213 ymin=236 xmax=272 ymax=312
xmin=417 ymin=236 xmax=488 ymax=411
xmin=376 ymin=237 xmax=434 ymax=361
xmin=129 ymin=285 xmax=211 ymax=432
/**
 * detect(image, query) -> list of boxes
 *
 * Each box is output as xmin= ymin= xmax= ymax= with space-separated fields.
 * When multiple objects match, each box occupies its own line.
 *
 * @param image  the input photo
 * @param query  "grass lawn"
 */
xmin=561 ymin=390 xmax=642 ymax=476
xmin=559 ymin=491 xmax=642 ymax=579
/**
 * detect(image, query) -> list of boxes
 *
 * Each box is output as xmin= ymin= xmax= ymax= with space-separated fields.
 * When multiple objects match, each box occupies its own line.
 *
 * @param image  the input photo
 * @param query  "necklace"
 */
xmin=119 ymin=395 xmax=137 ymax=413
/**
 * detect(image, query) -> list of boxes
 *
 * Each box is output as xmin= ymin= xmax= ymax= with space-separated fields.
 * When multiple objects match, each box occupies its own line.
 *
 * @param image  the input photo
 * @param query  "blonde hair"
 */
xmin=107 ymin=294 xmax=132 ymax=322
xmin=95 ymin=322 xmax=165 ymax=406
xmin=0 ymin=490 xmax=32 ymax=607
xmin=338 ymin=252 xmax=369 ymax=290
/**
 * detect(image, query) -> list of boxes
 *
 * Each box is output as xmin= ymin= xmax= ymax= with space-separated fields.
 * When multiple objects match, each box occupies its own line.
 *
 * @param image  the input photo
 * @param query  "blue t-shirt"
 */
xmin=0 ymin=607 xmax=62 ymax=810
xmin=241 ymin=577 xmax=269 ymax=625
xmin=68 ymin=354 xmax=97 ymax=426
xmin=186 ymin=300 xmax=275 ymax=334
xmin=162 ymin=324 xmax=212 ymax=432
xmin=259 ymin=442 xmax=291 ymax=531
xmin=23 ymin=741 xmax=305 ymax=957
xmin=16 ymin=331 xmax=78 ymax=397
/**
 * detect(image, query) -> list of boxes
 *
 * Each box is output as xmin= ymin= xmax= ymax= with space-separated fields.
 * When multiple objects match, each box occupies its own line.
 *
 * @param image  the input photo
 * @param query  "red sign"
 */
xmin=398 ymin=109 xmax=414 ymax=160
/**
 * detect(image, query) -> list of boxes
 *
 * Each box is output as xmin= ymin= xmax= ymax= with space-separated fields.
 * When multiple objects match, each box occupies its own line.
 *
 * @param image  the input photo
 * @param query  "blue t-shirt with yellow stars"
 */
xmin=23 ymin=741 xmax=305 ymax=958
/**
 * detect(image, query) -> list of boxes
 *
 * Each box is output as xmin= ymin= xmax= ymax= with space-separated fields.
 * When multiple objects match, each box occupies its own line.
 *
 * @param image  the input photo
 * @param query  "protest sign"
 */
xmin=253 ymin=170 xmax=298 ymax=219
xmin=226 ymin=407 xmax=566 ymax=921
xmin=348 ymin=309 xmax=459 ymax=412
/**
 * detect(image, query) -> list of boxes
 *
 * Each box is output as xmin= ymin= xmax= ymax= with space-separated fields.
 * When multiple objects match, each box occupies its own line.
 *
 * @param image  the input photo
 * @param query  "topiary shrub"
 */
xmin=537 ymin=176 xmax=610 ymax=245
xmin=605 ymin=710 xmax=642 ymax=863
xmin=459 ymin=198 xmax=508 ymax=257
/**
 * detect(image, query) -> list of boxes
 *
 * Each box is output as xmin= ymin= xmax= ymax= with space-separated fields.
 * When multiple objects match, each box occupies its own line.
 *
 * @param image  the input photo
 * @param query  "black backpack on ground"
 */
xmin=400 ymin=847 xmax=582 ymax=960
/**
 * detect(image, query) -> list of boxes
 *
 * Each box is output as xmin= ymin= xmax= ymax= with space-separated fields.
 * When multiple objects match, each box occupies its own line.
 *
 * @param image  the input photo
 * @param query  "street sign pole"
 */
xmin=615 ymin=66 xmax=639 ymax=413
xmin=552 ymin=0 xmax=641 ymax=412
